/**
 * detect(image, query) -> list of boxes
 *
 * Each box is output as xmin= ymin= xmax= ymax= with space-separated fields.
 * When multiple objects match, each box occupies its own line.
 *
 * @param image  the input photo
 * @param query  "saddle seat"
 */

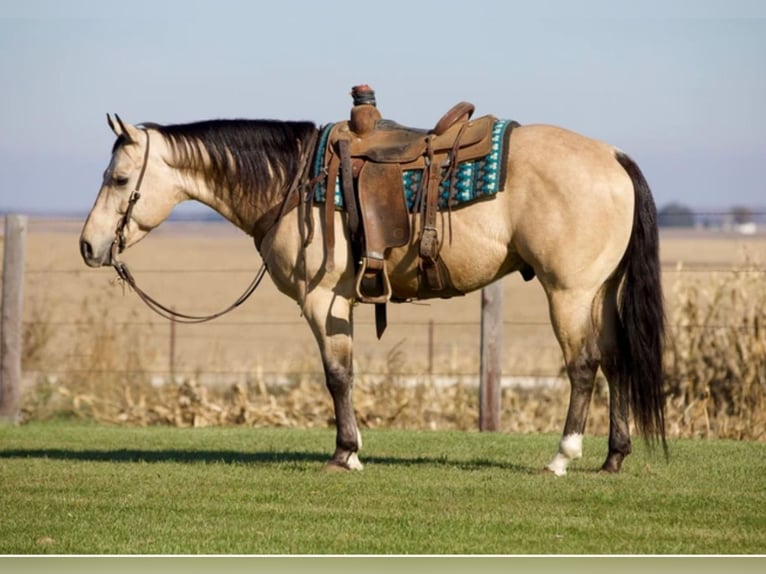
xmin=331 ymin=106 xmax=496 ymax=165
xmin=320 ymin=85 xmax=499 ymax=337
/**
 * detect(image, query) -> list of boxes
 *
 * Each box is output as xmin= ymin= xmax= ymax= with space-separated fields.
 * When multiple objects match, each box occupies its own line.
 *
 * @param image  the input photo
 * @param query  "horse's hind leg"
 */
xmin=303 ymin=289 xmax=363 ymax=471
xmin=599 ymin=360 xmax=631 ymax=472
xmin=597 ymin=282 xmax=632 ymax=473
xmin=545 ymin=288 xmax=601 ymax=476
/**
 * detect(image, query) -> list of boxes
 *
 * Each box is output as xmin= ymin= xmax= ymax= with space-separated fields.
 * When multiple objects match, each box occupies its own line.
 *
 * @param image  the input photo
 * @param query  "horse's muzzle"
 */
xmin=79 ymin=238 xmax=111 ymax=268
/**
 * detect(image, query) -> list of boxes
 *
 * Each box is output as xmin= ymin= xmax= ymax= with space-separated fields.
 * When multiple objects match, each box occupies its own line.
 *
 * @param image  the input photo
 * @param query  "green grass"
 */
xmin=1 ymin=422 xmax=764 ymax=554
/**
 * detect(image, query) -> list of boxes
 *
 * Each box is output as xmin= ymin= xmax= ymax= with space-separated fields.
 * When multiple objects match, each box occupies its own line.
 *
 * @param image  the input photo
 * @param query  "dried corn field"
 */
xmin=9 ymin=220 xmax=766 ymax=440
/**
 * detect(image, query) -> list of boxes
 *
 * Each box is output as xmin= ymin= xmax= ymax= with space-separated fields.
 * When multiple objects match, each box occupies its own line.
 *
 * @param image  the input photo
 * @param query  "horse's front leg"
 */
xmin=323 ymin=350 xmax=363 ymax=471
xmin=303 ymin=289 xmax=363 ymax=471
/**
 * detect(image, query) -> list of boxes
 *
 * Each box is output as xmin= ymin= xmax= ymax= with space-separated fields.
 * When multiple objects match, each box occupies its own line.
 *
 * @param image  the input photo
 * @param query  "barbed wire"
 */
xmin=23 ymin=367 xmax=565 ymax=379
xmin=11 ymin=241 xmax=765 ymax=364
xmin=19 ymin=318 xmax=763 ymax=330
xmin=15 ymin=263 xmax=766 ymax=275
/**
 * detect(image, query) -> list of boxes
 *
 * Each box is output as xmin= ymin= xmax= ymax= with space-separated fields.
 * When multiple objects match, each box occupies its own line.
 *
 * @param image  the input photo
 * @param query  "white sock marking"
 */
xmin=546 ymin=433 xmax=583 ymax=476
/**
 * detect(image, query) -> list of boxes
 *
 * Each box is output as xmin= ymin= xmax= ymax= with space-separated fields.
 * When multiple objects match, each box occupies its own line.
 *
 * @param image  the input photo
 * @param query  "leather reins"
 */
xmin=109 ymin=127 xmax=321 ymax=324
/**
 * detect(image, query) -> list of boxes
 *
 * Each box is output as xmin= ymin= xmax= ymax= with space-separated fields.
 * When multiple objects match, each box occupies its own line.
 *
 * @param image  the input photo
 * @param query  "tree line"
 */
xmin=658 ymin=203 xmax=759 ymax=228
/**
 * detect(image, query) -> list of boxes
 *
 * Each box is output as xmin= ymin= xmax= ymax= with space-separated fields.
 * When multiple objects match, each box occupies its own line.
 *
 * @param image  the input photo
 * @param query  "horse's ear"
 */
xmin=107 ymin=113 xmax=118 ymax=135
xmin=112 ymin=114 xmax=140 ymax=143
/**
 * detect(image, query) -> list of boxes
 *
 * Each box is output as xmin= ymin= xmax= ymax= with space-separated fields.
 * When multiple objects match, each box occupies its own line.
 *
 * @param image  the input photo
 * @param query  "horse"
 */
xmin=79 ymin=106 xmax=666 ymax=476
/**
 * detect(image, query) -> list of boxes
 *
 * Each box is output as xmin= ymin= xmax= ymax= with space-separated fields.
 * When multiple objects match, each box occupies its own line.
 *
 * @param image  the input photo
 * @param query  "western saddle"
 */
xmin=319 ymin=85 xmax=500 ymax=335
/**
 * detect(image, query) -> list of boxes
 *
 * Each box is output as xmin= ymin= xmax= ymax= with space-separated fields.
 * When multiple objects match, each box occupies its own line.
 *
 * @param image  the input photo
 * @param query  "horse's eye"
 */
xmin=114 ymin=175 xmax=130 ymax=186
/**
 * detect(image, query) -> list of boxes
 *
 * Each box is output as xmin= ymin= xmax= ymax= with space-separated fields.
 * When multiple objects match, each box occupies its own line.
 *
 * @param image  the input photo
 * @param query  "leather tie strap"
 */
xmin=338 ymin=139 xmax=359 ymax=239
xmin=324 ymin=153 xmax=340 ymax=272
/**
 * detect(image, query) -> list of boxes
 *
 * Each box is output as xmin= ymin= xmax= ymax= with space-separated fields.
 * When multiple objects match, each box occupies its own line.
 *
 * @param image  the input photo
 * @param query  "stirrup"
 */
xmin=355 ymin=257 xmax=392 ymax=304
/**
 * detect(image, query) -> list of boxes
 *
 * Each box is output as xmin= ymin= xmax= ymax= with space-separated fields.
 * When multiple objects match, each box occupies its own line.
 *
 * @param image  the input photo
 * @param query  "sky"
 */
xmin=1 ymin=0 xmax=764 ymax=215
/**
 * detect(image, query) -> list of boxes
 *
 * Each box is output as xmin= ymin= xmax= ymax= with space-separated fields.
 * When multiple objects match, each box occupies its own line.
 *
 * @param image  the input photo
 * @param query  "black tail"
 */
xmin=614 ymin=151 xmax=667 ymax=454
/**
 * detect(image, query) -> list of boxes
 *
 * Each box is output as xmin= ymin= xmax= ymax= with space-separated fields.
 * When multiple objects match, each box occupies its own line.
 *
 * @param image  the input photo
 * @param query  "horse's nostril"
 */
xmin=80 ymin=239 xmax=94 ymax=262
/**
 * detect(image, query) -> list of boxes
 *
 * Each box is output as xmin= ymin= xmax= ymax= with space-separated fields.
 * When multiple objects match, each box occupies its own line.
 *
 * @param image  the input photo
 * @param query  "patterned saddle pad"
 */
xmin=313 ymin=119 xmax=514 ymax=211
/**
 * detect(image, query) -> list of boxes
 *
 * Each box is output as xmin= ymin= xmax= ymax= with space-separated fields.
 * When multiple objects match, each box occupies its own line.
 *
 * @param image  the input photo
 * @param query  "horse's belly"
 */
xmin=385 ymin=228 xmax=521 ymax=300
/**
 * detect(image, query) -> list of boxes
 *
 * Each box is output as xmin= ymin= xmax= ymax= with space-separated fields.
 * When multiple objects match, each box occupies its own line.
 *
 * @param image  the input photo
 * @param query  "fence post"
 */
xmin=479 ymin=280 xmax=503 ymax=431
xmin=427 ymin=319 xmax=434 ymax=376
xmin=169 ymin=311 xmax=177 ymax=382
xmin=1 ymin=214 xmax=28 ymax=422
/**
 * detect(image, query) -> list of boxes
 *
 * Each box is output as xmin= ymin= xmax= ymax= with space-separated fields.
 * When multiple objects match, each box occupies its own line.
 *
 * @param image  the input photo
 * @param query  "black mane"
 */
xmin=145 ymin=119 xmax=317 ymax=202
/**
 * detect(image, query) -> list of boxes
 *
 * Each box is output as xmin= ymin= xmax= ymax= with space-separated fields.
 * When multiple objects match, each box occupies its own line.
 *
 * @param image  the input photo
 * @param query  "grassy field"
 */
xmin=4 ymin=218 xmax=765 ymax=561
xmin=1 ymin=422 xmax=765 ymax=555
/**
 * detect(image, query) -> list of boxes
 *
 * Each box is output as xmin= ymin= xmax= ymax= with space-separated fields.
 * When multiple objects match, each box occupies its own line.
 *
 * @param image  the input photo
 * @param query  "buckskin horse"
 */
xmin=79 ymin=87 xmax=666 ymax=476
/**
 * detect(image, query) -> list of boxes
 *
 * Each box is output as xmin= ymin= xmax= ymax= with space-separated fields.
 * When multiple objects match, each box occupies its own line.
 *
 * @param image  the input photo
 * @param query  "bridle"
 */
xmin=109 ymin=128 xmax=149 ymax=268
xmin=106 ymin=128 xmax=319 ymax=323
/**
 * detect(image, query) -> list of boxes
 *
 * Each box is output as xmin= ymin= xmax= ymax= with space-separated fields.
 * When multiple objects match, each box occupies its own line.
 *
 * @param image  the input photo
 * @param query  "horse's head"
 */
xmin=79 ymin=115 xmax=181 ymax=267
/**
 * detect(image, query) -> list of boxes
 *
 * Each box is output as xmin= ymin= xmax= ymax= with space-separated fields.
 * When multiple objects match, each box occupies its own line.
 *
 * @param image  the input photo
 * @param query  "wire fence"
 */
xmin=18 ymin=267 xmax=766 ymax=384
xmin=7 ymin=216 xmax=766 ymax=385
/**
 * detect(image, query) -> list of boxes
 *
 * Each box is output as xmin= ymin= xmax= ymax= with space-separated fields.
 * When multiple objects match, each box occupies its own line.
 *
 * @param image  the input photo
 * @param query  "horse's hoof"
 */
xmin=600 ymin=454 xmax=625 ymax=474
xmin=541 ymin=465 xmax=566 ymax=476
xmin=544 ymin=458 xmax=569 ymax=476
xmin=323 ymin=452 xmax=364 ymax=472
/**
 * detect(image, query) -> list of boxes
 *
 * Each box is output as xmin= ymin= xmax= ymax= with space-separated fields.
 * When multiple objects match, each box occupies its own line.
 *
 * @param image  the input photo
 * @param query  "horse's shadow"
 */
xmin=0 ymin=448 xmax=537 ymax=474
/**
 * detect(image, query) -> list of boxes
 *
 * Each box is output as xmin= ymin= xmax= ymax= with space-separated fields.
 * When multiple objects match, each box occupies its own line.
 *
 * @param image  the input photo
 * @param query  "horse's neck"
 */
xmin=186 ymin=176 xmax=247 ymax=229
xmin=179 ymin=159 xmax=282 ymax=236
